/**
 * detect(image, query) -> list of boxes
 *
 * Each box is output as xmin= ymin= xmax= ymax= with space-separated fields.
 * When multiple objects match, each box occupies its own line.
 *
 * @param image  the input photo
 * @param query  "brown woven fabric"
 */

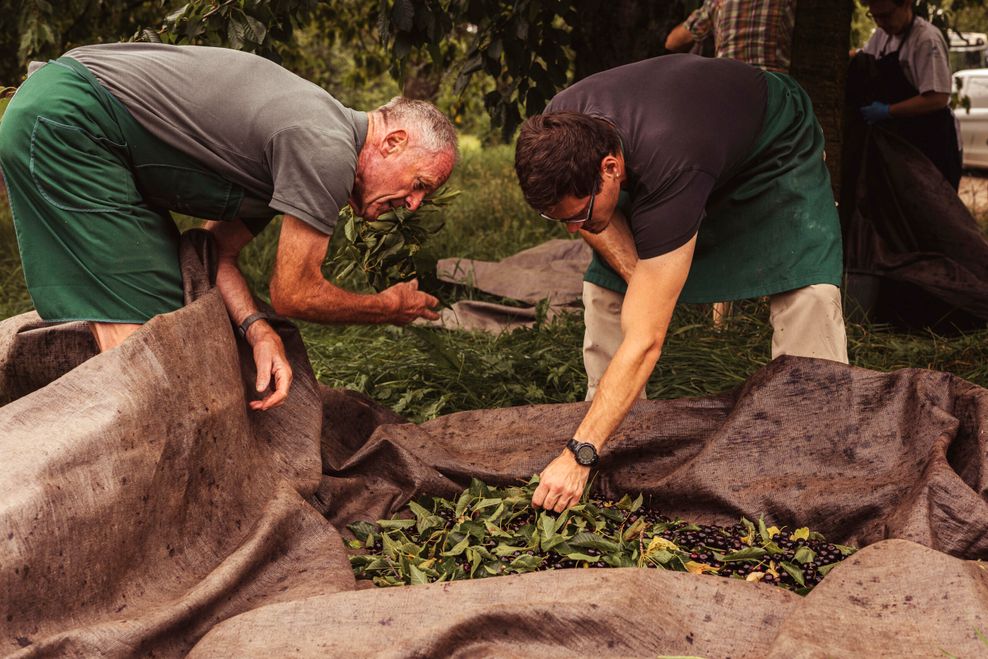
xmin=2 ymin=230 xmax=987 ymax=657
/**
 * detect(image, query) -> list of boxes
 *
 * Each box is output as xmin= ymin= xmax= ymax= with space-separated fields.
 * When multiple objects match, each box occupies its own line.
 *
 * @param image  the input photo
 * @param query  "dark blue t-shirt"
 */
xmin=547 ymin=54 xmax=767 ymax=258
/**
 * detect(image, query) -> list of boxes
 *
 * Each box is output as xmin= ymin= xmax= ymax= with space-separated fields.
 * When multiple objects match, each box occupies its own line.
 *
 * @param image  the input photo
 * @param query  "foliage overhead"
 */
xmin=2 ymin=0 xmax=986 ymax=132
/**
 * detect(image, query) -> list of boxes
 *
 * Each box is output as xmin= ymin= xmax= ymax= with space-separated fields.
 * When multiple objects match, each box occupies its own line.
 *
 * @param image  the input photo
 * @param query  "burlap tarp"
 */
xmin=430 ymin=238 xmax=591 ymax=331
xmin=2 ymin=231 xmax=988 ymax=657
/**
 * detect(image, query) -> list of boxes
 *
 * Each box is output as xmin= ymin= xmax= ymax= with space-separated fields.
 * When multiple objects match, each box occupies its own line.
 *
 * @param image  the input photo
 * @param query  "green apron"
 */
xmin=584 ymin=71 xmax=843 ymax=303
xmin=0 ymin=56 xmax=271 ymax=323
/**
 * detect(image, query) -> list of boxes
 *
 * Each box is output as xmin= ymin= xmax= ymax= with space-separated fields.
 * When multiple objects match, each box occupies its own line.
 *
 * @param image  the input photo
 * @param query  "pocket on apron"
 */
xmin=30 ymin=116 xmax=138 ymax=212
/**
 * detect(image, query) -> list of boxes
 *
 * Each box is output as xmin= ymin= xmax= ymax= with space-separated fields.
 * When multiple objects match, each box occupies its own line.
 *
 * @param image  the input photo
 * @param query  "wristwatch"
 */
xmin=566 ymin=439 xmax=600 ymax=467
xmin=237 ymin=312 xmax=273 ymax=339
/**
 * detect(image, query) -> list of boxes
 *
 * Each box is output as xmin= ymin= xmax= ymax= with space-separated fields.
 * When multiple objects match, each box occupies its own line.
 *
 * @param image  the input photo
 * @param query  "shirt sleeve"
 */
xmin=861 ymin=30 xmax=883 ymax=56
xmin=265 ymin=126 xmax=358 ymax=235
xmin=684 ymin=0 xmax=716 ymax=42
xmin=907 ymin=33 xmax=952 ymax=94
xmin=630 ymin=168 xmax=716 ymax=259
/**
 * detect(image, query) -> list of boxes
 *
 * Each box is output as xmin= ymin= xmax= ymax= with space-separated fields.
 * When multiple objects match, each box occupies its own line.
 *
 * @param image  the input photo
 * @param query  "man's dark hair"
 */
xmin=514 ymin=112 xmax=623 ymax=213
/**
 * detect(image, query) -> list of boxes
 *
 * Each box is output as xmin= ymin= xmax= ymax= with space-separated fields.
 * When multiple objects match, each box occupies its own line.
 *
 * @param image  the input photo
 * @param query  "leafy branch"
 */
xmin=325 ymin=185 xmax=460 ymax=292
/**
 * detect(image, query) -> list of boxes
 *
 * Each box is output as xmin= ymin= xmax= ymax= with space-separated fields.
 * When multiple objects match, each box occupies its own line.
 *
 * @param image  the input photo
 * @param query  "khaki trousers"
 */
xmin=582 ymin=282 xmax=849 ymax=401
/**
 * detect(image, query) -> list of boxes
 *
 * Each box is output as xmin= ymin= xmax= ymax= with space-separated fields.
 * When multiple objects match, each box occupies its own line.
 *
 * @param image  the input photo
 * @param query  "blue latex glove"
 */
xmin=859 ymin=101 xmax=891 ymax=125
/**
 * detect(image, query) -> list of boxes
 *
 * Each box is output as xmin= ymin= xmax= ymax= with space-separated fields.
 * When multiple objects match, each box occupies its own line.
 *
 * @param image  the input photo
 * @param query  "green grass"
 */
xmin=1 ymin=141 xmax=988 ymax=422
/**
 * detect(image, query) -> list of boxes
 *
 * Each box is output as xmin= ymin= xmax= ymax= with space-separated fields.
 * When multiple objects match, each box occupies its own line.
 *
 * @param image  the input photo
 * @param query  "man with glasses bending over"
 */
xmin=514 ymin=54 xmax=848 ymax=513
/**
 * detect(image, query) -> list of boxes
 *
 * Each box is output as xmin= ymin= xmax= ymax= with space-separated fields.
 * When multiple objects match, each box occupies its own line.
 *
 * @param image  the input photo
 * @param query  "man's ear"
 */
xmin=381 ymin=129 xmax=408 ymax=156
xmin=600 ymin=154 xmax=621 ymax=179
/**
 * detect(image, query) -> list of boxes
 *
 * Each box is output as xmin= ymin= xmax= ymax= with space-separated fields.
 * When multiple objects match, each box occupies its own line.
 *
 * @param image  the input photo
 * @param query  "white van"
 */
xmin=948 ymin=31 xmax=988 ymax=71
xmin=953 ymin=68 xmax=988 ymax=170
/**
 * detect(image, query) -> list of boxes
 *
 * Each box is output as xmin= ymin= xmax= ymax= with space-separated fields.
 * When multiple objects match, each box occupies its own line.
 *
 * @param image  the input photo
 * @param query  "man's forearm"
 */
xmin=890 ymin=92 xmax=950 ymax=118
xmin=581 ymin=209 xmax=638 ymax=283
xmin=665 ymin=23 xmax=696 ymax=52
xmin=271 ymin=275 xmax=398 ymax=324
xmin=270 ymin=214 xmax=438 ymax=326
xmin=572 ymin=235 xmax=697 ymax=451
xmin=215 ymin=257 xmax=261 ymax=326
xmin=575 ymin=333 xmax=662 ymax=447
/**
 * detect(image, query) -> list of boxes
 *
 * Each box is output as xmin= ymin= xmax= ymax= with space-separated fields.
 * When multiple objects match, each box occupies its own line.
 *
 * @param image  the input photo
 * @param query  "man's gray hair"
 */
xmin=376 ymin=96 xmax=459 ymax=160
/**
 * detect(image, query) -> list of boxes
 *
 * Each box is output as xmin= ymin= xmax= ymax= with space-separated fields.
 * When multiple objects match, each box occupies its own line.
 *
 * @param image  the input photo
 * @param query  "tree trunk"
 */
xmin=571 ymin=1 xmax=689 ymax=81
xmin=790 ymin=0 xmax=855 ymax=197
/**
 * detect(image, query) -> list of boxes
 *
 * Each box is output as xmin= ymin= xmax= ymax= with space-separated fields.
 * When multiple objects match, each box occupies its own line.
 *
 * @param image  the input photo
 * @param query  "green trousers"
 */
xmin=0 ymin=57 xmax=254 ymax=322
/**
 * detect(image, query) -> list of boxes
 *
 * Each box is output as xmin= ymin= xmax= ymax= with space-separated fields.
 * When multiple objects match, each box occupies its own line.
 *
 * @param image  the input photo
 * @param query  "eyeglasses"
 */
xmin=540 ymin=188 xmax=596 ymax=225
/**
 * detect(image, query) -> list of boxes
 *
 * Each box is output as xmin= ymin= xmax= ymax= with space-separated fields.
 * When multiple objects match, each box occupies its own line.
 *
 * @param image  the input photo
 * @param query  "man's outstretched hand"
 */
xmin=380 ymin=279 xmax=441 ymax=324
xmin=532 ymin=449 xmax=590 ymax=513
xmin=247 ymin=324 xmax=293 ymax=411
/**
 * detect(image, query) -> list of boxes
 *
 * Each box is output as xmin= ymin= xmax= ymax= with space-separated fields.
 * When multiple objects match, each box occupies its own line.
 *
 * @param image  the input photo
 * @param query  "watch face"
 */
xmin=577 ymin=445 xmax=596 ymax=465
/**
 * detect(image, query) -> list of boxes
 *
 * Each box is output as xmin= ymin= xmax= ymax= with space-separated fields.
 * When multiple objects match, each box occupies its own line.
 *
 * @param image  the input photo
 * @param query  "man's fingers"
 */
xmin=532 ymin=482 xmax=548 ymax=508
xmin=254 ymin=350 xmax=272 ymax=392
xmin=418 ymin=308 xmax=441 ymax=321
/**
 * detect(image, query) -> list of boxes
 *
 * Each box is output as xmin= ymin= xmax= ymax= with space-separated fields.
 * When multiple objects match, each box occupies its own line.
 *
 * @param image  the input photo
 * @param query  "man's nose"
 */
xmin=405 ymin=191 xmax=426 ymax=211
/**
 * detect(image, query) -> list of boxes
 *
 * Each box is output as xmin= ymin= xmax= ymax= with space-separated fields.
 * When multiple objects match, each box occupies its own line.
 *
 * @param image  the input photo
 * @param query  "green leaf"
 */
xmin=758 ymin=517 xmax=773 ymax=544
xmin=740 ymin=517 xmax=757 ymax=543
xmin=378 ymin=519 xmax=416 ymax=530
xmin=538 ymin=512 xmax=558 ymax=541
xmin=563 ymin=552 xmax=597 ymax=562
xmin=794 ymin=546 xmax=817 ymax=565
xmin=442 ymin=536 xmax=471 ymax=557
xmin=622 ymin=518 xmax=647 ymax=541
xmin=508 ymin=554 xmax=542 ymax=571
xmin=644 ymin=549 xmax=676 ymax=565
xmin=407 ymin=562 xmax=430 ymax=585
xmin=723 ymin=547 xmax=768 ymax=562
xmin=347 ymin=520 xmax=378 ymax=543
xmin=473 ymin=498 xmax=502 ymax=511
xmin=568 ymin=532 xmax=621 ymax=553
xmin=454 ymin=491 xmax=472 ymax=517
xmin=780 ymin=561 xmax=806 ymax=586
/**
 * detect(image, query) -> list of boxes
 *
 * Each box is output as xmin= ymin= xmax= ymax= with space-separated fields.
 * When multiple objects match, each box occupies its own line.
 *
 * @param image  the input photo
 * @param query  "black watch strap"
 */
xmin=237 ymin=312 xmax=273 ymax=339
xmin=566 ymin=438 xmax=600 ymax=467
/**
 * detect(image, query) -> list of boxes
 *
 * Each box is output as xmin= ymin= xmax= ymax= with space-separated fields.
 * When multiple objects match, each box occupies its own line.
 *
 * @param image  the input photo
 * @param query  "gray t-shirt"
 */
xmin=861 ymin=17 xmax=960 ymax=148
xmin=547 ymin=55 xmax=766 ymax=258
xmin=66 ymin=43 xmax=368 ymax=234
xmin=862 ymin=16 xmax=951 ymax=95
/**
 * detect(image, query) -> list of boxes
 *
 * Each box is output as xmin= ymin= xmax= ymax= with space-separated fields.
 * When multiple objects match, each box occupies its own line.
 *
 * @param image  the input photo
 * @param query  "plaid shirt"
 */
xmin=684 ymin=0 xmax=796 ymax=73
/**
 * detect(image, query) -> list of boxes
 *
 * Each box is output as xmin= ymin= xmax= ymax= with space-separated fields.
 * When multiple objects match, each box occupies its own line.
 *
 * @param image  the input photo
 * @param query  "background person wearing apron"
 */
xmin=854 ymin=0 xmax=962 ymax=189
xmin=0 ymin=44 xmax=455 ymax=410
xmin=513 ymin=54 xmax=848 ymax=513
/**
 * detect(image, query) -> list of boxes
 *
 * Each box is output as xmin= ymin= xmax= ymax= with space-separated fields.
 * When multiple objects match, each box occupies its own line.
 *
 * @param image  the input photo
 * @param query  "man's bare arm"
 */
xmin=665 ymin=23 xmax=696 ymax=52
xmin=890 ymin=91 xmax=951 ymax=118
xmin=205 ymin=219 xmax=292 ymax=411
xmin=580 ymin=207 xmax=638 ymax=283
xmin=575 ymin=235 xmax=695 ymax=446
xmin=269 ymin=214 xmax=439 ymax=325
xmin=531 ymin=235 xmax=696 ymax=512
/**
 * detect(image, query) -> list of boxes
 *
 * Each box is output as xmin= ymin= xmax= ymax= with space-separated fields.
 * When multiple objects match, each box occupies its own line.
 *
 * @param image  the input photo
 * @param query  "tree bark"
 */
xmin=571 ymin=1 xmax=689 ymax=81
xmin=790 ymin=0 xmax=855 ymax=197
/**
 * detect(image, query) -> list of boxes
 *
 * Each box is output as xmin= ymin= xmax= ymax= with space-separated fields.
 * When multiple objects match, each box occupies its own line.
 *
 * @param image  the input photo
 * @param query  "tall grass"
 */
xmin=1 ymin=136 xmax=987 ymax=422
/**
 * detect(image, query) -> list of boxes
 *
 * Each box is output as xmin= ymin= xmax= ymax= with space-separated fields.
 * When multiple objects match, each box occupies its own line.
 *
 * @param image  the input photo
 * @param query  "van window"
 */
xmin=964 ymin=75 xmax=988 ymax=108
